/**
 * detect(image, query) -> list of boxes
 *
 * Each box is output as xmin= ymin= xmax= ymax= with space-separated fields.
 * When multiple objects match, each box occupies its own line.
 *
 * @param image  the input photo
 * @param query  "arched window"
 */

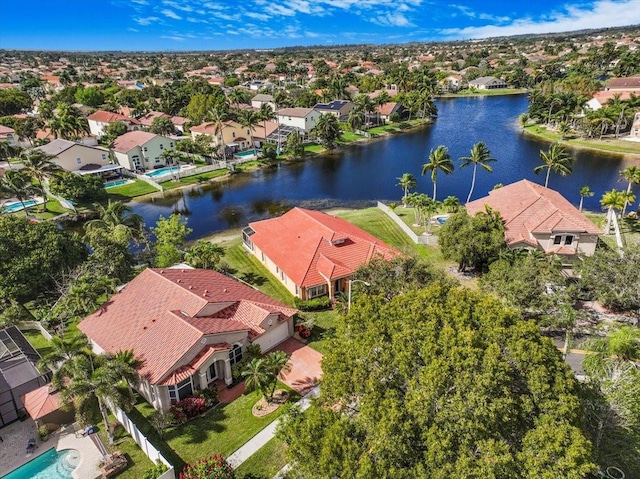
xmin=229 ymin=343 xmax=243 ymax=365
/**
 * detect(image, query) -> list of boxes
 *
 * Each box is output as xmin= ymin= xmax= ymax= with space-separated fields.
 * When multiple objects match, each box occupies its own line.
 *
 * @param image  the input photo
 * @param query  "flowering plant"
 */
xmin=179 ymin=454 xmax=234 ymax=479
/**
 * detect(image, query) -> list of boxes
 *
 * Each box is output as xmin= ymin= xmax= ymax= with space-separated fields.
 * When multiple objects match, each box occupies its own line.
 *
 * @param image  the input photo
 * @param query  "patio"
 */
xmin=0 ymin=419 xmax=104 ymax=479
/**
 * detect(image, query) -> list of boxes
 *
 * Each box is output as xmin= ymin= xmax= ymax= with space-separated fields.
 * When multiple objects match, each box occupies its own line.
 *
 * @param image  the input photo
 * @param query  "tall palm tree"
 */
xmin=421 ymin=145 xmax=454 ymax=200
xmin=396 ymin=173 xmax=417 ymax=207
xmin=620 ymin=166 xmax=640 ymax=217
xmin=259 ymin=103 xmax=276 ymax=143
xmin=38 ymin=335 xmax=90 ymax=385
xmin=534 ymin=143 xmax=574 ymax=188
xmin=19 ymin=149 xmax=61 ymax=212
xmin=207 ymin=106 xmax=229 ymax=162
xmin=354 ymin=95 xmax=375 ymax=130
xmin=347 ymin=106 xmax=365 ymax=132
xmin=601 ymin=189 xmax=633 ymax=248
xmin=458 ymin=141 xmax=496 ymax=203
xmin=578 ymin=185 xmax=594 ymax=212
xmin=0 ymin=169 xmax=43 ymax=217
xmin=238 ymin=109 xmax=260 ymax=152
xmin=85 ymin=199 xmax=143 ymax=242
xmin=60 ymin=353 xmax=137 ymax=444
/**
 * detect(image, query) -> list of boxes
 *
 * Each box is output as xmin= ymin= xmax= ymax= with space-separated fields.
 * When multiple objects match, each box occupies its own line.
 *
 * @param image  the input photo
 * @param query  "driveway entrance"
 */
xmin=273 ymin=338 xmax=323 ymax=395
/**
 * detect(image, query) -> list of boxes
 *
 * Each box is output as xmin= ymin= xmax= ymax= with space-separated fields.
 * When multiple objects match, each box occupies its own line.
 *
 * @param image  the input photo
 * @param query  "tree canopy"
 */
xmin=279 ymin=282 xmax=595 ymax=479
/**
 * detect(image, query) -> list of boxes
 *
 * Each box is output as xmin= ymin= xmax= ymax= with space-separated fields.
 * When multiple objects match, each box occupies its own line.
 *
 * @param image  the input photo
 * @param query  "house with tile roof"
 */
xmin=35 ymin=139 xmax=119 ymax=176
xmin=110 ymin=131 xmax=174 ymax=172
xmin=190 ymin=120 xmax=254 ymax=152
xmin=0 ymin=125 xmax=16 ymax=146
xmin=242 ymin=208 xmax=399 ymax=300
xmin=465 ymin=180 xmax=601 ymax=256
xmin=78 ymin=268 xmax=297 ymax=412
xmin=87 ymin=110 xmax=141 ymax=138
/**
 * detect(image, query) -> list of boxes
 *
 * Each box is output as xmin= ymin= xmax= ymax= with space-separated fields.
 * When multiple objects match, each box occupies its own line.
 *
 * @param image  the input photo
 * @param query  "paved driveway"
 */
xmin=273 ymin=338 xmax=323 ymax=395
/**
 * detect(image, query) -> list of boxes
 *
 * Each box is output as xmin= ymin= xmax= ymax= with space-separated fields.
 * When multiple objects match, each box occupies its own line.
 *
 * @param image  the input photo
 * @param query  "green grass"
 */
xmin=338 ymin=130 xmax=365 ymax=142
xmin=524 ymin=125 xmax=640 ymax=156
xmin=21 ymin=329 xmax=54 ymax=358
xmin=439 ymin=88 xmax=527 ymax=97
xmin=235 ymin=437 xmax=288 ymax=479
xmin=303 ymin=142 xmax=323 ymax=153
xmin=133 ymin=385 xmax=299 ymax=471
xmin=584 ymin=211 xmax=640 ymax=249
xmin=161 ymin=169 xmax=229 ymax=190
xmin=107 ymin=179 xmax=158 ymax=198
xmin=97 ymin=420 xmax=155 ymax=479
xmin=235 ymin=161 xmax=262 ymax=172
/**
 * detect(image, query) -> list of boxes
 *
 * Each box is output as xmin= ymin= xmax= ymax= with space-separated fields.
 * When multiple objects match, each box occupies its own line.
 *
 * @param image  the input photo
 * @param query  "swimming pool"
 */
xmin=1 ymin=448 xmax=80 ymax=479
xmin=1 ymin=199 xmax=42 ymax=213
xmin=235 ymin=149 xmax=260 ymax=158
xmin=435 ymin=215 xmax=449 ymax=225
xmin=145 ymin=167 xmax=180 ymax=178
xmin=104 ymin=179 xmax=132 ymax=188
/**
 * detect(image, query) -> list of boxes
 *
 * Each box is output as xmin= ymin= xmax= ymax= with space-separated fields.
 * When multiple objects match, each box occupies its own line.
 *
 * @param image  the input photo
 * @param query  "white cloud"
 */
xmin=440 ymin=0 xmax=640 ymax=39
xmin=161 ymin=35 xmax=185 ymax=41
xmin=130 ymin=0 xmax=148 ymax=5
xmin=162 ymin=0 xmax=193 ymax=12
xmin=161 ymin=9 xmax=182 ymax=20
xmin=372 ymin=12 xmax=413 ymax=27
xmin=245 ymin=11 xmax=271 ymax=21
xmin=127 ymin=27 xmax=139 ymax=32
xmin=133 ymin=16 xmax=160 ymax=25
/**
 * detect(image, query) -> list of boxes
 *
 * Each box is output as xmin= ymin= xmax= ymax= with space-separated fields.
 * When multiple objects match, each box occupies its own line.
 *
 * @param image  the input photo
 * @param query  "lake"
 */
xmin=130 ymin=94 xmax=640 ymax=240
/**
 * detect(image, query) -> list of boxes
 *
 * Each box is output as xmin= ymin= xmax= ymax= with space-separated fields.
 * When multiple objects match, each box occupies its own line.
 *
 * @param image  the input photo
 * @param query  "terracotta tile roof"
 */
xmin=606 ymin=75 xmax=640 ymax=90
xmin=158 ymin=343 xmax=230 ymax=386
xmin=78 ymin=268 xmax=296 ymax=385
xmin=376 ymin=102 xmax=400 ymax=116
xmin=0 ymin=125 xmax=15 ymax=134
xmin=248 ymin=207 xmax=399 ymax=288
xmin=190 ymin=120 xmax=239 ymax=135
xmin=171 ymin=116 xmax=189 ymax=126
xmin=87 ymin=110 xmax=140 ymax=125
xmin=111 ymin=131 xmax=160 ymax=153
xmin=277 ymin=107 xmax=314 ymax=118
xmin=138 ymin=111 xmax=170 ymax=127
xmin=466 ymin=180 xmax=601 ymax=248
xmin=251 ymin=121 xmax=278 ymax=140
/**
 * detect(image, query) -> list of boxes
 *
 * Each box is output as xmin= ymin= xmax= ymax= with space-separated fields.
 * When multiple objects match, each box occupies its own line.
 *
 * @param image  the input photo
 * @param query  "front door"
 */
xmin=334 ymin=279 xmax=341 ymax=294
xmin=208 ymin=362 xmax=218 ymax=384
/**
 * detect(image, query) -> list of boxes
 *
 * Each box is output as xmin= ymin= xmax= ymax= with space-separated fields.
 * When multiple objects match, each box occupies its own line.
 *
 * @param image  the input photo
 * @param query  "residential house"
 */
xmin=604 ymin=74 xmax=640 ymax=91
xmin=468 ymin=76 xmax=508 ymax=90
xmin=190 ymin=120 xmax=254 ymax=152
xmin=35 ymin=139 xmax=121 ymax=176
xmin=138 ymin=111 xmax=171 ymax=129
xmin=251 ymin=94 xmax=276 ymax=110
xmin=87 ymin=110 xmax=141 ymax=138
xmin=375 ymin=102 xmax=406 ymax=123
xmin=441 ymin=74 xmax=466 ymax=92
xmin=630 ymin=112 xmax=640 ymax=138
xmin=585 ymin=91 xmax=634 ymax=111
xmin=0 ymin=125 xmax=16 ymax=146
xmin=78 ymin=268 xmax=297 ymax=412
xmin=276 ymin=108 xmax=321 ymax=133
xmin=465 ymin=180 xmax=601 ymax=257
xmin=171 ymin=116 xmax=189 ymax=134
xmin=242 ymin=207 xmax=398 ymax=300
xmin=313 ymin=100 xmax=354 ymax=121
xmin=0 ymin=327 xmax=50 ymax=428
xmin=111 ymin=131 xmax=173 ymax=172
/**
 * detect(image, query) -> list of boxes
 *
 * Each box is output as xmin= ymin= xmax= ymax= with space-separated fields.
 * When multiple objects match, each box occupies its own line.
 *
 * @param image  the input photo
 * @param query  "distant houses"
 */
xmin=87 ymin=110 xmax=141 ymax=138
xmin=468 ymin=76 xmax=508 ymax=90
xmin=313 ymin=100 xmax=354 ymax=121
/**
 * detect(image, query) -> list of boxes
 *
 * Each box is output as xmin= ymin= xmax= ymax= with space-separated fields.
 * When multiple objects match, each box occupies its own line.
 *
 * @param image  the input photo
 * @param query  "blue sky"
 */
xmin=2 ymin=0 xmax=640 ymax=51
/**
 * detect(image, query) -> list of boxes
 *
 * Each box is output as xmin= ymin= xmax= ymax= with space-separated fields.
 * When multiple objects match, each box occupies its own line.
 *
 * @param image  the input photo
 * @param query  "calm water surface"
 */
xmin=131 ymin=94 xmax=640 ymax=239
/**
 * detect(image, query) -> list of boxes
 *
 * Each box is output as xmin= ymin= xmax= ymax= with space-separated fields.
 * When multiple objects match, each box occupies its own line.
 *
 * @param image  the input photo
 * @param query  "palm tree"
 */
xmin=263 ymin=351 xmax=290 ymax=401
xmin=85 ymin=200 xmax=143 ymax=242
xmin=582 ymin=326 xmax=640 ymax=380
xmin=314 ymin=114 xmax=341 ymax=149
xmin=19 ymin=149 xmax=61 ymax=212
xmin=0 ymin=169 xmax=43 ymax=217
xmin=242 ymin=358 xmax=270 ymax=400
xmin=442 ymin=195 xmax=461 ymax=213
xmin=354 ymin=95 xmax=375 ymax=130
xmin=534 ymin=143 xmax=574 ymax=188
xmin=578 ymin=185 xmax=594 ymax=212
xmin=396 ymin=173 xmax=417 ymax=207
xmin=238 ymin=109 xmax=260 ymax=152
xmin=458 ymin=141 xmax=496 ymax=203
xmin=620 ymin=166 xmax=640 ymax=217
xmin=259 ymin=103 xmax=276 ymax=143
xmin=421 ymin=145 xmax=454 ymax=200
xmin=600 ymin=189 xmax=633 ymax=249
xmin=347 ymin=106 xmax=365 ymax=132
xmin=60 ymin=353 xmax=137 ymax=444
xmin=207 ymin=106 xmax=229 ymax=162
xmin=38 ymin=335 xmax=90 ymax=385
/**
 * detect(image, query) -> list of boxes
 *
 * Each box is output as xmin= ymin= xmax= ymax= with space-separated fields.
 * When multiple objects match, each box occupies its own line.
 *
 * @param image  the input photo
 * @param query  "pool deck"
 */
xmin=0 ymin=419 xmax=104 ymax=479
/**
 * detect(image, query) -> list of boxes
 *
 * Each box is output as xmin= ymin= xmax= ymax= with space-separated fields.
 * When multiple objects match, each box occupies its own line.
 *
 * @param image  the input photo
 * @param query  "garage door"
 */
xmin=254 ymin=320 xmax=290 ymax=352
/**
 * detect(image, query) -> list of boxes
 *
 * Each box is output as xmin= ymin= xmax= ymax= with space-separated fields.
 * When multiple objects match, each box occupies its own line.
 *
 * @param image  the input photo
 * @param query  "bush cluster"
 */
xmin=294 ymin=296 xmax=331 ymax=311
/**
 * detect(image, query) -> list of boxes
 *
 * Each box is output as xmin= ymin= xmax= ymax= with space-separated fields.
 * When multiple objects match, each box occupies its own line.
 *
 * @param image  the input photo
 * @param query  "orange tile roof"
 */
xmin=466 ymin=180 xmax=601 ymax=248
xmin=78 ymin=268 xmax=296 ymax=384
xmin=138 ymin=111 xmax=170 ymax=127
xmin=158 ymin=343 xmax=230 ymax=386
xmin=88 ymin=110 xmax=140 ymax=125
xmin=248 ymin=207 xmax=399 ymax=288
xmin=111 ymin=131 xmax=160 ymax=153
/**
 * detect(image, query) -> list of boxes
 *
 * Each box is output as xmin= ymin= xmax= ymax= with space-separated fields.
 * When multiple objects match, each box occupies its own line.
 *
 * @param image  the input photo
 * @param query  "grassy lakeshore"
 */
xmin=523 ymin=124 xmax=640 ymax=157
xmin=438 ymin=88 xmax=528 ymax=98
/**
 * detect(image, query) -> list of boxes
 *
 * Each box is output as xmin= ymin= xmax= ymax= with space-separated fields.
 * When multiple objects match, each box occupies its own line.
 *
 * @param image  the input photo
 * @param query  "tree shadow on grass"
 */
xmin=239 ymin=272 xmax=267 ymax=287
xmin=164 ymin=404 xmax=229 ymax=448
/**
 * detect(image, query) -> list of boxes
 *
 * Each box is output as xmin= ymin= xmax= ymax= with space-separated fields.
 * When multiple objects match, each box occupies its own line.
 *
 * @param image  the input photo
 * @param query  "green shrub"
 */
xmin=294 ymin=296 xmax=331 ymax=311
xmin=143 ymin=461 xmax=169 ymax=479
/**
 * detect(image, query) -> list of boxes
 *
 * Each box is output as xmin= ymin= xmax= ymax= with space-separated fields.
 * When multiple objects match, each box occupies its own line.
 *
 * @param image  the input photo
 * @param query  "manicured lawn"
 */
xmin=161 ymin=169 xmax=229 ymax=190
xmin=439 ymin=88 xmax=527 ymax=97
xmin=234 ymin=160 xmax=262 ymax=172
xmin=303 ymin=142 xmax=323 ymax=153
xmin=338 ymin=130 xmax=365 ymax=142
xmin=21 ymin=329 xmax=54 ymax=358
xmin=524 ymin=125 xmax=640 ymax=155
xmin=235 ymin=437 xmax=288 ymax=479
xmin=97 ymin=421 xmax=155 ymax=479
xmin=107 ymin=179 xmax=158 ymax=198
xmin=584 ymin=211 xmax=640 ymax=249
xmin=132 ymin=385 xmax=299 ymax=471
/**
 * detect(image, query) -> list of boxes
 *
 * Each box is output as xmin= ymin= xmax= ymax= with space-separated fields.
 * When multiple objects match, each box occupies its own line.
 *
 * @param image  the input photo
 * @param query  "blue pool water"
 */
xmin=104 ymin=179 xmax=131 ymax=188
xmin=435 ymin=216 xmax=448 ymax=225
xmin=235 ymin=149 xmax=260 ymax=158
xmin=1 ymin=199 xmax=40 ymax=213
xmin=146 ymin=167 xmax=179 ymax=178
xmin=2 ymin=448 xmax=80 ymax=479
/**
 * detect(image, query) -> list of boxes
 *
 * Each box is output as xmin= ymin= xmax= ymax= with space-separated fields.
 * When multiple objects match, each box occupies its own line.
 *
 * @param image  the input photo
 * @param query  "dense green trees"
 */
xmin=49 ymin=171 xmax=107 ymax=203
xmin=152 ymin=213 xmax=192 ymax=267
xmin=439 ymin=207 xmax=507 ymax=272
xmin=284 ymin=131 xmax=304 ymax=160
xmin=184 ymin=240 xmax=225 ymax=270
xmin=0 ymin=89 xmax=33 ymax=115
xmin=149 ymin=116 xmax=175 ymax=136
xmin=279 ymin=282 xmax=595 ymax=479
xmin=314 ymin=113 xmax=341 ymax=149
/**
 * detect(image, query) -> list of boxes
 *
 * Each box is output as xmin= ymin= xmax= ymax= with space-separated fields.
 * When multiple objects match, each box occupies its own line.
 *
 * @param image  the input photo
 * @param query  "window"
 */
xmin=232 ymin=132 xmax=236 ymax=138
xmin=143 ymin=147 xmax=148 ymax=152
xmin=170 ymin=142 xmax=174 ymax=148
xmin=307 ymin=284 xmax=327 ymax=299
xmin=553 ymin=235 xmax=562 ymax=245
xmin=229 ymin=343 xmax=243 ymax=365
xmin=207 ymin=363 xmax=217 ymax=383
xmin=101 ymin=153 xmax=106 ymax=160
xmin=261 ymin=252 xmax=265 ymax=262
xmin=76 ymin=158 xmax=82 ymax=164
xmin=168 ymin=376 xmax=193 ymax=402
xmin=565 ymin=235 xmax=574 ymax=246
xmin=160 ymin=144 xmax=164 ymax=150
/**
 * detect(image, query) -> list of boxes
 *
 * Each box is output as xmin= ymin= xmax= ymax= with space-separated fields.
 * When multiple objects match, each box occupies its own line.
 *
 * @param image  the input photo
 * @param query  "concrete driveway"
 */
xmin=273 ymin=338 xmax=323 ymax=395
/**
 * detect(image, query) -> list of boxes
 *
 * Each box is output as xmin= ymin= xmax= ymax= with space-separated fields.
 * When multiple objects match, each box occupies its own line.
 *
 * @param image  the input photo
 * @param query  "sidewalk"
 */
xmin=226 ymin=385 xmax=319 ymax=469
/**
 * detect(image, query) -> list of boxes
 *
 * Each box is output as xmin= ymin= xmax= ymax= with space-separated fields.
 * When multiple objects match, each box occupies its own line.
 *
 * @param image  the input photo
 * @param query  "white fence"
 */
xmin=377 ymin=201 xmax=437 ymax=245
xmin=122 ymin=170 xmax=164 ymax=192
xmin=108 ymin=403 xmax=175 ymax=479
xmin=17 ymin=321 xmax=53 ymax=340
